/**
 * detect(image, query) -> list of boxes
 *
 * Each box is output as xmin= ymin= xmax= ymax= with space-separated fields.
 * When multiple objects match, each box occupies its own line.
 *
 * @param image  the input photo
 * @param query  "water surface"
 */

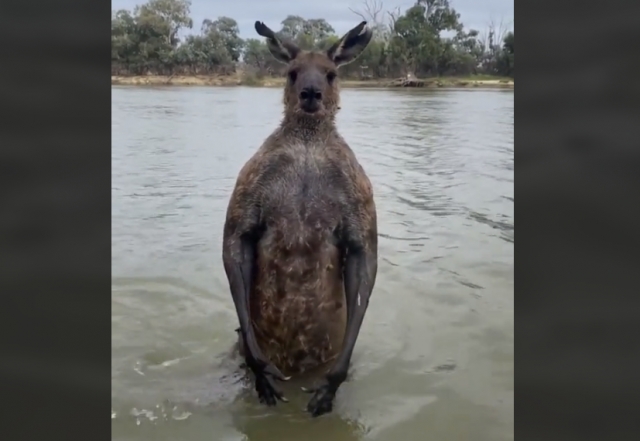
xmin=112 ymin=86 xmax=514 ymax=441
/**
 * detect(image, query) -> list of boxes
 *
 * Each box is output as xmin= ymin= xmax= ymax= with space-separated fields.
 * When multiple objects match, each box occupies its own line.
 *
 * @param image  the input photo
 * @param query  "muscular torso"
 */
xmin=248 ymin=139 xmax=355 ymax=374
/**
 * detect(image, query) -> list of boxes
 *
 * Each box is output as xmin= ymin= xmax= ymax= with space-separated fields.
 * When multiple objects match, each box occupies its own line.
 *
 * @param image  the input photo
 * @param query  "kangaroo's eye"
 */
xmin=288 ymin=70 xmax=298 ymax=83
xmin=326 ymin=71 xmax=337 ymax=84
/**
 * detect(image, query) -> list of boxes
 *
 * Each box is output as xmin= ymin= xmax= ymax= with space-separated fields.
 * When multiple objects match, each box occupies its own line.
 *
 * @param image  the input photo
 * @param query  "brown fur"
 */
xmin=224 ymin=21 xmax=376 ymax=381
xmin=227 ymin=130 xmax=375 ymax=375
xmin=282 ymin=52 xmax=341 ymax=123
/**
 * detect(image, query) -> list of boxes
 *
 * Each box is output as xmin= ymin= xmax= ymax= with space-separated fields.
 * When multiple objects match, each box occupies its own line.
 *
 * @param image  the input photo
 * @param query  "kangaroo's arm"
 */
xmin=222 ymin=155 xmax=290 ymax=404
xmin=306 ymin=166 xmax=378 ymax=416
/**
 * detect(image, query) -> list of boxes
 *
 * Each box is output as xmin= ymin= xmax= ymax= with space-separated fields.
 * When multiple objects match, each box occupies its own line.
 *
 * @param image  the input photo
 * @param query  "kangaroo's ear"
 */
xmin=255 ymin=21 xmax=300 ymax=64
xmin=327 ymin=21 xmax=373 ymax=67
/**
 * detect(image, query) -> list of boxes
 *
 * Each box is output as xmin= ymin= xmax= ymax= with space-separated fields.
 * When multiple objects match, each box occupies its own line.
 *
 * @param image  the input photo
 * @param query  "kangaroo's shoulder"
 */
xmin=326 ymin=134 xmax=373 ymax=199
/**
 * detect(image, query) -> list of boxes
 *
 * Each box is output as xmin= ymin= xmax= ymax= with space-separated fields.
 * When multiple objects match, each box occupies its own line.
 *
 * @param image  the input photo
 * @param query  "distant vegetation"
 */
xmin=111 ymin=0 xmax=514 ymax=80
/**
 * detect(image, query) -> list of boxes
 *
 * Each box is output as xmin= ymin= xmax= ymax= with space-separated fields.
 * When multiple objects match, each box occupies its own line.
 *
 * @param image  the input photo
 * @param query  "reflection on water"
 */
xmin=112 ymin=86 xmax=513 ymax=441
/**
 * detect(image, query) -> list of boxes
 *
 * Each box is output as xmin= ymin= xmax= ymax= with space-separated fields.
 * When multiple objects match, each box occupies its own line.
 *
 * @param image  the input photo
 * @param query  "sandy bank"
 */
xmin=111 ymin=74 xmax=514 ymax=89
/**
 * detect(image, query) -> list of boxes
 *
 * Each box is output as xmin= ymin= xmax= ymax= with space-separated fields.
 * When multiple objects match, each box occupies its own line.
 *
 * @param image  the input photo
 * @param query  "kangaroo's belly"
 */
xmin=250 ymin=227 xmax=346 ymax=375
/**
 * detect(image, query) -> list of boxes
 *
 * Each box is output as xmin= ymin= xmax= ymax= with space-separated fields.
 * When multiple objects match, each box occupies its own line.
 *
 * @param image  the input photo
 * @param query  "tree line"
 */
xmin=111 ymin=0 xmax=514 ymax=79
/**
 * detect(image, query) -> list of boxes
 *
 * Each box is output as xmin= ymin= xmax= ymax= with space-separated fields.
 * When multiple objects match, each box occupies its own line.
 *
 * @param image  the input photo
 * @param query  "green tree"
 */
xmin=112 ymin=10 xmax=138 ymax=65
xmin=417 ymin=0 xmax=461 ymax=34
xmin=277 ymin=16 xmax=335 ymax=50
xmin=112 ymin=0 xmax=513 ymax=80
xmin=390 ymin=5 xmax=438 ymax=75
xmin=135 ymin=0 xmax=193 ymax=47
xmin=303 ymin=19 xmax=335 ymax=49
xmin=243 ymin=39 xmax=268 ymax=70
xmin=174 ymin=33 xmax=233 ymax=73
xmin=389 ymin=1 xmax=462 ymax=75
xmin=496 ymin=31 xmax=514 ymax=77
xmin=201 ymin=16 xmax=244 ymax=62
xmin=112 ymin=6 xmax=174 ymax=74
xmin=279 ymin=15 xmax=307 ymax=41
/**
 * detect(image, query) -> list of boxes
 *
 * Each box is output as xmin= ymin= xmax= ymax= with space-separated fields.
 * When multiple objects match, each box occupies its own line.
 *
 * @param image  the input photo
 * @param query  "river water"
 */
xmin=112 ymin=86 xmax=514 ymax=441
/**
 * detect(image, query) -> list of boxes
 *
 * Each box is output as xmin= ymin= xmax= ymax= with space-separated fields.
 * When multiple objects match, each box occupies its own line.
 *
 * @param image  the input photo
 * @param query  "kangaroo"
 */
xmin=222 ymin=20 xmax=377 ymax=417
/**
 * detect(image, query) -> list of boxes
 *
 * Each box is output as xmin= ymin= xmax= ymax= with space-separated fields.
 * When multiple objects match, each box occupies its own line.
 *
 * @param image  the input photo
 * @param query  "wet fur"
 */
xmin=223 ymin=20 xmax=377 ymax=413
xmin=228 ymin=131 xmax=374 ymax=375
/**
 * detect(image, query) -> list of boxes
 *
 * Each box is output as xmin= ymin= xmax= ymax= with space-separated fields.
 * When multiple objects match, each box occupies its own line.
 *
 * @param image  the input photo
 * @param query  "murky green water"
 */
xmin=112 ymin=86 xmax=513 ymax=441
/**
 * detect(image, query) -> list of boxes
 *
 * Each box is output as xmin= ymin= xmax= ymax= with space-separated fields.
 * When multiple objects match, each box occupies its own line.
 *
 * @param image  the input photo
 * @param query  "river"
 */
xmin=112 ymin=85 xmax=514 ymax=441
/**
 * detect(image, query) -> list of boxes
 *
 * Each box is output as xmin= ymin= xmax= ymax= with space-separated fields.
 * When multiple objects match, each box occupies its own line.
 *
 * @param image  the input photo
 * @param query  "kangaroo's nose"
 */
xmin=300 ymin=87 xmax=322 ymax=101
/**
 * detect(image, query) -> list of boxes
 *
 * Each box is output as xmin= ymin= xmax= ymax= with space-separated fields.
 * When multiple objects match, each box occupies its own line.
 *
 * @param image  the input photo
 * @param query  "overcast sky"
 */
xmin=112 ymin=0 xmax=513 ymax=38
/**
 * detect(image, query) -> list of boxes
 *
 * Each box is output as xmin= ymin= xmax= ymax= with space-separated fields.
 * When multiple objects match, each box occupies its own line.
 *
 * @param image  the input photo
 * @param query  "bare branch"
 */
xmin=349 ymin=0 xmax=384 ymax=25
xmin=348 ymin=7 xmax=367 ymax=22
xmin=386 ymin=6 xmax=401 ymax=32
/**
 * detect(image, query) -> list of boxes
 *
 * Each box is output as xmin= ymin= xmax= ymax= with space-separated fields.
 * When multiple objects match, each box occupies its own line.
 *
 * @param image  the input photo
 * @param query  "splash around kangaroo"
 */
xmin=222 ymin=20 xmax=378 ymax=417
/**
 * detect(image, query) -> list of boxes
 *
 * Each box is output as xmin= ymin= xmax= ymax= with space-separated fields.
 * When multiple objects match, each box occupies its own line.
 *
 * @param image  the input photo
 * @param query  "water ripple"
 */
xmin=112 ymin=86 xmax=514 ymax=441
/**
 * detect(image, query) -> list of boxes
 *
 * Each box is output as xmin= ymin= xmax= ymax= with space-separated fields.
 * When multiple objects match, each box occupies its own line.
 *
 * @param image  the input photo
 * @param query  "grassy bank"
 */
xmin=111 ymin=73 xmax=514 ymax=89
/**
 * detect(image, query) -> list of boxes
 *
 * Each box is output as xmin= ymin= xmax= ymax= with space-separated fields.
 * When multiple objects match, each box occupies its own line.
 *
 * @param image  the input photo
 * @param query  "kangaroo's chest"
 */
xmin=259 ymin=145 xmax=348 ymax=227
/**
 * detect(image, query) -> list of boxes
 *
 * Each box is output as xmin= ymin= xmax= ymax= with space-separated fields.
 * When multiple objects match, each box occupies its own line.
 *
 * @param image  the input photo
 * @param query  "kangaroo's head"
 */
xmin=254 ymin=20 xmax=373 ymax=121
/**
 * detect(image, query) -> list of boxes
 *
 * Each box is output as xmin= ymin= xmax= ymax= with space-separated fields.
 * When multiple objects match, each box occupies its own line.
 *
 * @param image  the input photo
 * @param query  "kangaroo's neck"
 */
xmin=280 ymin=114 xmax=337 ymax=143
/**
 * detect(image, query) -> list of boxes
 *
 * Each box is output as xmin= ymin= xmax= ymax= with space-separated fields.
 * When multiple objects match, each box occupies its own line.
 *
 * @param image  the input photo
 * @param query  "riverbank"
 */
xmin=111 ymin=74 xmax=514 ymax=89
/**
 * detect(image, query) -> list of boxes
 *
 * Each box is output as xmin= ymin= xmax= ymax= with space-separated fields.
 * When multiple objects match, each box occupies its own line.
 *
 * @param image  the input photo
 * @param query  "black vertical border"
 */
xmin=0 ymin=1 xmax=112 ymax=440
xmin=517 ymin=0 xmax=640 ymax=440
